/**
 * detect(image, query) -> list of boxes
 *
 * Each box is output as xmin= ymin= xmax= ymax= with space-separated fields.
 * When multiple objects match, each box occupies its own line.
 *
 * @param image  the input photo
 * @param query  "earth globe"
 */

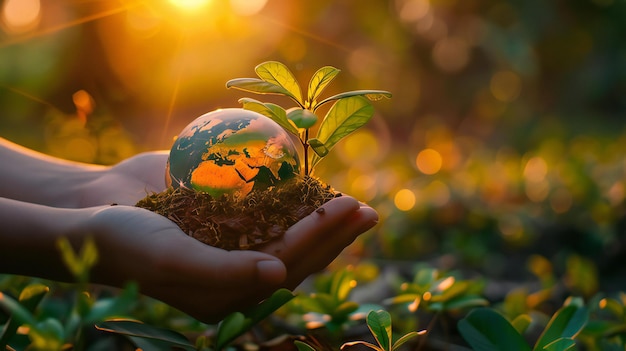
xmin=165 ymin=108 xmax=301 ymax=198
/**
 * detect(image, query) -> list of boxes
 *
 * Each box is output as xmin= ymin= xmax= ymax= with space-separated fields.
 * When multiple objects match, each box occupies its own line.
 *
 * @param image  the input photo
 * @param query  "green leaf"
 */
xmin=442 ymin=295 xmax=489 ymax=311
xmin=511 ymin=314 xmax=533 ymax=335
xmin=308 ymin=138 xmax=328 ymax=157
xmin=245 ymin=288 xmax=295 ymax=326
xmin=30 ymin=318 xmax=65 ymax=350
xmin=414 ymin=268 xmax=439 ymax=287
xmin=56 ymin=236 xmax=98 ymax=282
xmin=385 ymin=293 xmax=421 ymax=305
xmin=295 ymin=340 xmax=318 ymax=351
xmin=533 ymin=305 xmax=588 ymax=351
xmin=19 ymin=284 xmax=49 ymax=304
xmin=216 ymin=312 xmax=247 ymax=351
xmin=367 ymin=310 xmax=392 ymax=351
xmin=96 ymin=320 xmax=195 ymax=350
xmin=0 ymin=284 xmax=48 ymax=348
xmin=334 ymin=301 xmax=359 ymax=320
xmin=216 ymin=289 xmax=294 ymax=350
xmin=255 ymin=61 xmax=303 ymax=105
xmin=308 ymin=66 xmax=340 ymax=108
xmin=458 ymin=308 xmax=531 ymax=351
xmin=341 ymin=340 xmax=383 ymax=351
xmin=226 ymin=78 xmax=292 ymax=96
xmin=330 ymin=269 xmax=355 ymax=302
xmin=315 ymin=89 xmax=391 ymax=110
xmin=542 ymin=338 xmax=576 ymax=351
xmin=311 ymin=294 xmax=337 ymax=314
xmin=0 ymin=291 xmax=38 ymax=326
xmin=392 ymin=331 xmax=420 ymax=351
xmin=238 ymin=98 xmax=299 ymax=135
xmin=311 ymin=96 xmax=374 ymax=168
xmin=287 ymin=108 xmax=318 ymax=129
xmin=599 ymin=297 xmax=624 ymax=319
xmin=84 ymin=282 xmax=138 ymax=323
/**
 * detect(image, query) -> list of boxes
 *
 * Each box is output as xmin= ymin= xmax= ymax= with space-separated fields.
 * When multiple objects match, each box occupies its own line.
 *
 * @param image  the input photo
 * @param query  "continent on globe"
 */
xmin=166 ymin=108 xmax=301 ymax=198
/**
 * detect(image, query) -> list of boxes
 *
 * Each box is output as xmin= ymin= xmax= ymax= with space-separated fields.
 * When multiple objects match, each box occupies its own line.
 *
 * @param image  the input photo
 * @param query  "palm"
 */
xmin=82 ymin=151 xmax=169 ymax=206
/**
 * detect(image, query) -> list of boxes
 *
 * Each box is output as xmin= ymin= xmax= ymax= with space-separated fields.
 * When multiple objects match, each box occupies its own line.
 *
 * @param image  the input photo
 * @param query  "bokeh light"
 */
xmin=1 ymin=0 xmax=41 ymax=33
xmin=416 ymin=148 xmax=443 ymax=175
xmin=490 ymin=70 xmax=522 ymax=103
xmin=432 ymin=37 xmax=470 ymax=73
xmin=394 ymin=189 xmax=416 ymax=211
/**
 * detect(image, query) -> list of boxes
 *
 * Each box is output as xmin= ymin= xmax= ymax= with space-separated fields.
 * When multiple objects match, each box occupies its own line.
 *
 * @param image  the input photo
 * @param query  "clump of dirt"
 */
xmin=135 ymin=176 xmax=339 ymax=250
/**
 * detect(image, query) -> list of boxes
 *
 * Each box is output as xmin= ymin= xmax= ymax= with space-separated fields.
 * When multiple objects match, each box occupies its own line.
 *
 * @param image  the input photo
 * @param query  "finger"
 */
xmin=282 ymin=205 xmax=378 ymax=288
xmin=155 ymin=236 xmax=287 ymax=288
xmin=261 ymin=196 xmax=361 ymax=262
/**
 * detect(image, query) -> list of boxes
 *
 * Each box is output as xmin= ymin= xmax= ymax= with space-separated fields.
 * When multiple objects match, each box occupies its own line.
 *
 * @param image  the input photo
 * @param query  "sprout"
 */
xmin=227 ymin=61 xmax=391 ymax=176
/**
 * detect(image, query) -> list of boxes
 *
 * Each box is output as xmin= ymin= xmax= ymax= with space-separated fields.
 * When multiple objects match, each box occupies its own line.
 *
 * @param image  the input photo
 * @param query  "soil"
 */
xmin=135 ymin=176 xmax=339 ymax=250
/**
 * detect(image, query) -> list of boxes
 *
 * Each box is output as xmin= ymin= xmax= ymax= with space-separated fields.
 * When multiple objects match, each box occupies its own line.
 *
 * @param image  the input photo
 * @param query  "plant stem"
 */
xmin=416 ymin=312 xmax=440 ymax=351
xmin=303 ymin=128 xmax=310 ymax=176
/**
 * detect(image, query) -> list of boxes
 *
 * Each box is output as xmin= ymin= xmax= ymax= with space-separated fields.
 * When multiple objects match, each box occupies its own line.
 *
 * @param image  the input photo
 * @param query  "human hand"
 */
xmin=260 ymin=195 xmax=378 ymax=289
xmin=79 ymin=151 xmax=169 ymax=207
xmin=82 ymin=204 xmax=287 ymax=324
xmin=81 ymin=195 xmax=376 ymax=323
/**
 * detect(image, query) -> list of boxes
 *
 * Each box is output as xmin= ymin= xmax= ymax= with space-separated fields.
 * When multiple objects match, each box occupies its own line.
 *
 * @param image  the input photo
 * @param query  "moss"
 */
xmin=135 ymin=176 xmax=338 ymax=250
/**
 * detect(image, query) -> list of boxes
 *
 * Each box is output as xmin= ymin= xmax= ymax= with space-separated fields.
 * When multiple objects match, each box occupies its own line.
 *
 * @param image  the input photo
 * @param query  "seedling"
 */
xmin=387 ymin=266 xmax=488 ymax=314
xmin=286 ymin=267 xmax=365 ymax=335
xmin=341 ymin=310 xmax=420 ymax=351
xmin=226 ymin=61 xmax=391 ymax=176
xmin=137 ymin=61 xmax=390 ymax=250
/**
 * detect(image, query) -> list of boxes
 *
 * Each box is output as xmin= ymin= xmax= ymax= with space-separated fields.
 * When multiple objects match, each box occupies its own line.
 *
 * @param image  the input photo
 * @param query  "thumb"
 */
xmin=255 ymin=258 xmax=287 ymax=285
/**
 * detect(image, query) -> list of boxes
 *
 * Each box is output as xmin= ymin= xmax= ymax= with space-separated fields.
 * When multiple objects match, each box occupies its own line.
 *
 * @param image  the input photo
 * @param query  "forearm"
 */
xmin=0 ymin=137 xmax=107 ymax=207
xmin=0 ymin=197 xmax=93 ymax=282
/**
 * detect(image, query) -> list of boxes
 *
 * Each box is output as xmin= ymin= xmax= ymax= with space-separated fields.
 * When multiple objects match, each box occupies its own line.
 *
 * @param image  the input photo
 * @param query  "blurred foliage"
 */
xmin=1 ymin=0 xmax=625 ymax=349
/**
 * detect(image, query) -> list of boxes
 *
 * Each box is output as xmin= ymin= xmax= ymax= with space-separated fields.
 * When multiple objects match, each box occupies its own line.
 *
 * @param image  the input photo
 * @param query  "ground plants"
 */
xmin=458 ymin=297 xmax=588 ymax=351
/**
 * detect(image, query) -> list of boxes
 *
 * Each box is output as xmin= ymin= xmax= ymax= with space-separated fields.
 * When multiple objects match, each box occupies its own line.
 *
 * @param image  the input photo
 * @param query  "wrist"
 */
xmin=0 ymin=138 xmax=107 ymax=207
xmin=0 ymin=197 xmax=101 ymax=282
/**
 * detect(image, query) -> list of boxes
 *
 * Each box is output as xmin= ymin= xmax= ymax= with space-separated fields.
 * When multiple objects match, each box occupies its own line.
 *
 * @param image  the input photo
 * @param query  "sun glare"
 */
xmin=169 ymin=0 xmax=212 ymax=11
xmin=230 ymin=0 xmax=268 ymax=16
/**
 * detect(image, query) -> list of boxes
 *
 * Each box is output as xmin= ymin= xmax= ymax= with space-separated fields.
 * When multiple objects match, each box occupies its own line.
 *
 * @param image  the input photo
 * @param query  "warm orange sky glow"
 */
xmin=168 ymin=0 xmax=213 ymax=12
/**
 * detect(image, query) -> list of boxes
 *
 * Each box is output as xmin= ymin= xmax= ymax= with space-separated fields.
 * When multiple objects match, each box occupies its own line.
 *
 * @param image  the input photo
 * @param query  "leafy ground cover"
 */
xmin=1 ymin=131 xmax=625 ymax=350
xmin=1 ymin=2 xmax=625 ymax=350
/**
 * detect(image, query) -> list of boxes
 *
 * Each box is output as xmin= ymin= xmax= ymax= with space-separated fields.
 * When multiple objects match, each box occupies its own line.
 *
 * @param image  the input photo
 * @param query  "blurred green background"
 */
xmin=1 ymin=0 xmax=625 ymax=290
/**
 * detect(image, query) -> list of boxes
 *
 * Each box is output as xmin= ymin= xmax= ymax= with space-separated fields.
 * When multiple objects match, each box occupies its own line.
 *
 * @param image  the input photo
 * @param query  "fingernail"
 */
xmin=256 ymin=260 xmax=286 ymax=284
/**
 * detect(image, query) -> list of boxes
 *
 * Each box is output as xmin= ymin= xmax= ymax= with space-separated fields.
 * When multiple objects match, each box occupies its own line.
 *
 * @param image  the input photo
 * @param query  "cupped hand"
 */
xmin=81 ymin=151 xmax=169 ymax=207
xmin=82 ymin=195 xmax=377 ymax=323
xmin=83 ymin=204 xmax=287 ymax=323
xmin=260 ymin=195 xmax=378 ymax=289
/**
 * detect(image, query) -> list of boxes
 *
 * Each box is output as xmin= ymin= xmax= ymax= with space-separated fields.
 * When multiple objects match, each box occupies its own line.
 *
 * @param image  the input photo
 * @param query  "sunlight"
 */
xmin=230 ymin=0 xmax=268 ymax=16
xmin=168 ymin=0 xmax=212 ymax=11
xmin=1 ymin=0 xmax=41 ymax=33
